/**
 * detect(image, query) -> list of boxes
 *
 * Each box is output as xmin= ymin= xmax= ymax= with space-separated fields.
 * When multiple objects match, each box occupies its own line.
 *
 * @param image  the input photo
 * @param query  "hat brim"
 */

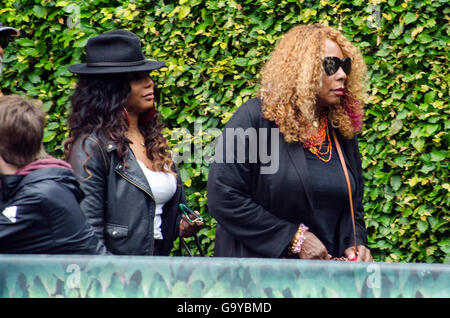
xmin=0 ymin=27 xmax=20 ymax=37
xmin=68 ymin=60 xmax=165 ymax=74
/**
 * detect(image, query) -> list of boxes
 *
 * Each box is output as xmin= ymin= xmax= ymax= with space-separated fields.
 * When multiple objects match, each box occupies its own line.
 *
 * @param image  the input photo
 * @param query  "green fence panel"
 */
xmin=0 ymin=255 xmax=448 ymax=298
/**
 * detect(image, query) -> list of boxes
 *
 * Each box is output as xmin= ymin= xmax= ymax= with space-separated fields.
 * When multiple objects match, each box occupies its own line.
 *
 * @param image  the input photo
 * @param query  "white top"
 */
xmin=137 ymin=161 xmax=177 ymax=240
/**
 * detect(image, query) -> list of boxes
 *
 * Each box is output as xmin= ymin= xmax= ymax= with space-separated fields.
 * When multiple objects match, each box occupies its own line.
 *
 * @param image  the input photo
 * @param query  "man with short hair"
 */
xmin=0 ymin=94 xmax=107 ymax=254
xmin=0 ymin=22 xmax=20 ymax=96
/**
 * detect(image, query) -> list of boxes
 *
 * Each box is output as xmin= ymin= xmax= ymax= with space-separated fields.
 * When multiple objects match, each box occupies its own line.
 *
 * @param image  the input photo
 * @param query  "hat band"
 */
xmin=86 ymin=60 xmax=146 ymax=67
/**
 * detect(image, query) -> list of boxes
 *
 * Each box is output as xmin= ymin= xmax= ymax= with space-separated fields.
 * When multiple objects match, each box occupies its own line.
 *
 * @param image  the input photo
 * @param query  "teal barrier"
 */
xmin=0 ymin=255 xmax=448 ymax=298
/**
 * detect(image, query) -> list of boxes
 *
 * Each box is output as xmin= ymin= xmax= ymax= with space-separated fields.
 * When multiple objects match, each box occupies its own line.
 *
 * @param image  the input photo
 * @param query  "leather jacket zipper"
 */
xmin=115 ymin=170 xmax=155 ymax=202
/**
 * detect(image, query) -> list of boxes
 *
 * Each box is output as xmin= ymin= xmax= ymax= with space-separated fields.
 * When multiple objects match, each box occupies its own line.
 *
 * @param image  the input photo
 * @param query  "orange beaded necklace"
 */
xmin=302 ymin=114 xmax=332 ymax=162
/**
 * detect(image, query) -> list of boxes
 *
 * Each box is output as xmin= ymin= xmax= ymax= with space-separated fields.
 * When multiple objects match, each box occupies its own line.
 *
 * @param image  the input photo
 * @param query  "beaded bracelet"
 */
xmin=290 ymin=223 xmax=309 ymax=255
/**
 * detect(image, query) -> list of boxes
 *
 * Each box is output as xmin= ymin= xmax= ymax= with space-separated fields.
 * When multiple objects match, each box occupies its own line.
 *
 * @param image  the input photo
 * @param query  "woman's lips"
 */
xmin=332 ymin=88 xmax=344 ymax=96
xmin=142 ymin=93 xmax=154 ymax=100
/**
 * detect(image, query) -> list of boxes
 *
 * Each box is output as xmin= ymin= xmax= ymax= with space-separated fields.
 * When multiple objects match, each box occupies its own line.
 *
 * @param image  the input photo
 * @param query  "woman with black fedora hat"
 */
xmin=66 ymin=29 xmax=203 ymax=256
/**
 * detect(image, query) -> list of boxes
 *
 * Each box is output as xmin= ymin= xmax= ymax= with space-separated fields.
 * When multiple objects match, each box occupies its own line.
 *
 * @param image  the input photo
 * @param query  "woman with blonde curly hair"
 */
xmin=66 ymin=30 xmax=202 ymax=255
xmin=208 ymin=24 xmax=372 ymax=261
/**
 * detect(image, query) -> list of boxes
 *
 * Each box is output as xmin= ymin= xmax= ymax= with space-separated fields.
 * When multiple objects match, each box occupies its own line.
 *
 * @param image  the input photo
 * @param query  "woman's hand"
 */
xmin=179 ymin=214 xmax=204 ymax=238
xmin=344 ymin=245 xmax=373 ymax=262
xmin=298 ymin=231 xmax=331 ymax=260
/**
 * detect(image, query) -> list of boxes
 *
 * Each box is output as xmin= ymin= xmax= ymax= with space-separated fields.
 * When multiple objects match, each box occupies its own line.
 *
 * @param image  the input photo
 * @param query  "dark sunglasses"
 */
xmin=323 ymin=56 xmax=352 ymax=76
xmin=0 ymin=35 xmax=12 ymax=48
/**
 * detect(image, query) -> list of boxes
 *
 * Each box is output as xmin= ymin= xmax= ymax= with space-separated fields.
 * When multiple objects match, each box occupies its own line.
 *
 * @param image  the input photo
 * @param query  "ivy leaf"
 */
xmin=27 ymin=73 xmax=41 ymax=84
xmin=424 ymin=91 xmax=436 ymax=103
xmin=417 ymin=220 xmax=428 ymax=233
xmin=404 ymin=12 xmax=417 ymax=25
xmin=178 ymin=6 xmax=191 ymax=20
xmin=388 ymin=119 xmax=403 ymax=136
xmin=417 ymin=33 xmax=433 ymax=44
xmin=419 ymin=164 xmax=435 ymax=174
xmin=430 ymin=151 xmax=447 ymax=162
xmin=15 ymin=38 xmax=35 ymax=47
xmin=390 ymin=175 xmax=402 ymax=191
xmin=32 ymin=5 xmax=48 ymax=18
xmin=160 ymin=107 xmax=176 ymax=118
xmin=389 ymin=24 xmax=404 ymax=39
xmin=438 ymin=238 xmax=450 ymax=254
xmin=234 ymin=57 xmax=249 ymax=66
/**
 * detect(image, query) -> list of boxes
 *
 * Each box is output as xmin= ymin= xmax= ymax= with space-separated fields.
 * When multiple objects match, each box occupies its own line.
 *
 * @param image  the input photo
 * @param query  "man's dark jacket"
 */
xmin=207 ymin=98 xmax=368 ymax=258
xmin=0 ymin=159 xmax=106 ymax=254
xmin=67 ymin=134 xmax=185 ymax=256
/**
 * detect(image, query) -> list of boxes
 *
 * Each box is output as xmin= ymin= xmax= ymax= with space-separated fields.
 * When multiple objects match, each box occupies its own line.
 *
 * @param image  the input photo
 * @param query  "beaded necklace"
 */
xmin=302 ymin=114 xmax=332 ymax=162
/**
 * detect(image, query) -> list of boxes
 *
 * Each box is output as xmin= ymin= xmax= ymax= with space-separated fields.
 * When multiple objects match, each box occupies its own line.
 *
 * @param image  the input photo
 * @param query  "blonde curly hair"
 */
xmin=260 ymin=24 xmax=367 ymax=143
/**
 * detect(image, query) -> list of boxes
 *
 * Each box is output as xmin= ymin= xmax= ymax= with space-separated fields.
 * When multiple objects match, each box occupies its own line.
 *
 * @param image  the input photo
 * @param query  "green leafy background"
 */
xmin=1 ymin=0 xmax=448 ymax=263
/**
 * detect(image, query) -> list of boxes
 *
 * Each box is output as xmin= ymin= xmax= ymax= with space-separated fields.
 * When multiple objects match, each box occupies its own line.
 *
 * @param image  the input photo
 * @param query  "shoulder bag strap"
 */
xmin=331 ymin=128 xmax=358 ymax=256
xmin=179 ymin=235 xmax=205 ymax=257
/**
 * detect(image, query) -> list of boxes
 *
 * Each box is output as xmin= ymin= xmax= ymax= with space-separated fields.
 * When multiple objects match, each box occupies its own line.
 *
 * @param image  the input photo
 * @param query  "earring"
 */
xmin=139 ymin=107 xmax=156 ymax=124
xmin=123 ymin=107 xmax=130 ymax=126
xmin=331 ymin=119 xmax=340 ymax=128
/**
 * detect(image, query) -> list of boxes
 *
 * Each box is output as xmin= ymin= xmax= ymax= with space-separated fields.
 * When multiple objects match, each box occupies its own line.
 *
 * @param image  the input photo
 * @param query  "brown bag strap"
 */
xmin=331 ymin=128 xmax=358 ymax=255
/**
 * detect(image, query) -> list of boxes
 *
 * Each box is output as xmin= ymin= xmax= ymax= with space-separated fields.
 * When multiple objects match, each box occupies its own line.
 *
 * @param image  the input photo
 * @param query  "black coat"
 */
xmin=0 ymin=168 xmax=106 ymax=254
xmin=68 ymin=134 xmax=185 ymax=255
xmin=207 ymin=98 xmax=368 ymax=258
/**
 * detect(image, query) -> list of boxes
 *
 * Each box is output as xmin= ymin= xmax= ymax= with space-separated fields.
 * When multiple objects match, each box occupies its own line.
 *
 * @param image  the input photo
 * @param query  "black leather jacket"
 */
xmin=0 ymin=167 xmax=106 ymax=255
xmin=67 ymin=134 xmax=185 ymax=255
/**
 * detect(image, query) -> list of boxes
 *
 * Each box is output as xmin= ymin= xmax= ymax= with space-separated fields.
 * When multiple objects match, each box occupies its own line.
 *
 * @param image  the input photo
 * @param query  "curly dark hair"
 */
xmin=65 ymin=73 xmax=174 ymax=176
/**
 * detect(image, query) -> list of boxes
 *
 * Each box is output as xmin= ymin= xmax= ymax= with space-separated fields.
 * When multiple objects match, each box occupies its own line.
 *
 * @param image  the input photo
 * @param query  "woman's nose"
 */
xmin=335 ymin=66 xmax=347 ymax=81
xmin=145 ymin=77 xmax=154 ymax=88
xmin=335 ymin=67 xmax=347 ymax=82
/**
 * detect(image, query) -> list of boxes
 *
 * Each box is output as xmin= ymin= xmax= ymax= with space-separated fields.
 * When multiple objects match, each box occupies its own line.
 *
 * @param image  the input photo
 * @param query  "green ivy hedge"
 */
xmin=1 ymin=0 xmax=448 ymax=263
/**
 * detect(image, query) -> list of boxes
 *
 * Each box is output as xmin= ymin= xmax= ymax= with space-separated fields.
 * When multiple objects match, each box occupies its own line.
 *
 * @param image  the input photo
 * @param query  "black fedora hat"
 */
xmin=68 ymin=29 xmax=165 ymax=74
